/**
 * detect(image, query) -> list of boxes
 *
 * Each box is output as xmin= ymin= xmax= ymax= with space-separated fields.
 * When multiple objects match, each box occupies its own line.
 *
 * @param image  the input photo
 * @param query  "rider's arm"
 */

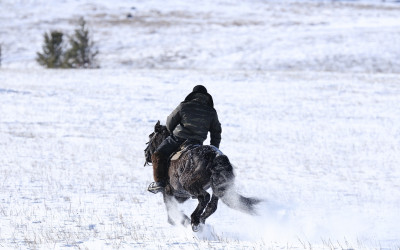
xmin=210 ymin=112 xmax=222 ymax=148
xmin=166 ymin=104 xmax=182 ymax=134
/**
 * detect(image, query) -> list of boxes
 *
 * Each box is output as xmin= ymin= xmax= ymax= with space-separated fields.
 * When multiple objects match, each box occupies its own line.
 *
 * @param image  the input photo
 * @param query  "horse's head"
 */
xmin=144 ymin=120 xmax=170 ymax=166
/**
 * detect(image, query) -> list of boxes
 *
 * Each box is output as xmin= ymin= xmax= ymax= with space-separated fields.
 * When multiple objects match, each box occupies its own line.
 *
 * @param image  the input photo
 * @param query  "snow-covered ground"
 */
xmin=1 ymin=0 xmax=400 ymax=249
xmin=1 ymin=69 xmax=399 ymax=249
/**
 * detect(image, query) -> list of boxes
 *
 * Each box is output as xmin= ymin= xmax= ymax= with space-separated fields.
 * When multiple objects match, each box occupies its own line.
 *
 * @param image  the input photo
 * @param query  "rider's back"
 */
xmin=166 ymin=93 xmax=221 ymax=148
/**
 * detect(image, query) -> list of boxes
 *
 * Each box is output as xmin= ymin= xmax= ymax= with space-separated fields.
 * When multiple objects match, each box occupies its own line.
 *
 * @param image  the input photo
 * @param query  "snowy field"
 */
xmin=1 ymin=0 xmax=400 ymax=249
xmin=1 ymin=69 xmax=399 ymax=249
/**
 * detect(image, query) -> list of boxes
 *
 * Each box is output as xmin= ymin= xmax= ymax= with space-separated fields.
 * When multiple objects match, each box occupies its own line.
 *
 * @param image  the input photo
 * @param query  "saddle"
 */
xmin=169 ymin=140 xmax=200 ymax=162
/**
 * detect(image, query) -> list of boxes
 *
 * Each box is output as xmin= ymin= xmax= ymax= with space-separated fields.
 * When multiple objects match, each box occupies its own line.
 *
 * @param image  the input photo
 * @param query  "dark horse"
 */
xmin=144 ymin=121 xmax=261 ymax=231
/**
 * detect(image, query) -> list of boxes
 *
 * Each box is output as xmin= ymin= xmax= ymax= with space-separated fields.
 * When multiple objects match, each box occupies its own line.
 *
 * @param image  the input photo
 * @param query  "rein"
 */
xmin=143 ymin=125 xmax=172 ymax=166
xmin=144 ymin=132 xmax=157 ymax=167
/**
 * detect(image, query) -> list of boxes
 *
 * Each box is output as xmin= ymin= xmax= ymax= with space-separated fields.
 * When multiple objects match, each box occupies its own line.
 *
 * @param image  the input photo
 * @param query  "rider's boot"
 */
xmin=148 ymin=152 xmax=168 ymax=194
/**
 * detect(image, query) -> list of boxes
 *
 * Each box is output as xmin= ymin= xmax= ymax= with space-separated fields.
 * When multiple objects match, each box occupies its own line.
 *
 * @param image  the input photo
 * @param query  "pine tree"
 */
xmin=64 ymin=17 xmax=99 ymax=68
xmin=36 ymin=31 xmax=65 ymax=68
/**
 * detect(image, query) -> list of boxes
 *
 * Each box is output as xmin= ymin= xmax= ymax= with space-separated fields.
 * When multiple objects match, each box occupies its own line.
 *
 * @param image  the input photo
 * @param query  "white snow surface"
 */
xmin=1 ymin=69 xmax=399 ymax=249
xmin=1 ymin=0 xmax=400 ymax=249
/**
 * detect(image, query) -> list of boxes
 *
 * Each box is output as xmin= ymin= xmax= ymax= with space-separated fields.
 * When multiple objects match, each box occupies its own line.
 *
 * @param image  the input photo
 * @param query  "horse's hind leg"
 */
xmin=200 ymin=194 xmax=219 ymax=224
xmin=188 ymin=187 xmax=210 ymax=231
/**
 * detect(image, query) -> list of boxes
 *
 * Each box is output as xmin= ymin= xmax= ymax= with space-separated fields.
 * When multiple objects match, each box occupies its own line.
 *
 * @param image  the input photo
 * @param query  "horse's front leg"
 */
xmin=162 ymin=188 xmax=190 ymax=226
xmin=188 ymin=187 xmax=210 ymax=231
xmin=162 ymin=191 xmax=176 ymax=225
xmin=174 ymin=196 xmax=191 ymax=226
xmin=200 ymin=194 xmax=219 ymax=224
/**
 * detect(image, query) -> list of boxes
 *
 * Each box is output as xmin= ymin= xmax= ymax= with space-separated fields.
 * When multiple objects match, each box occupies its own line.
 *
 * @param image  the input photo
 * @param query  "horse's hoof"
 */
xmin=191 ymin=223 xmax=200 ymax=232
xmin=192 ymin=225 xmax=200 ymax=232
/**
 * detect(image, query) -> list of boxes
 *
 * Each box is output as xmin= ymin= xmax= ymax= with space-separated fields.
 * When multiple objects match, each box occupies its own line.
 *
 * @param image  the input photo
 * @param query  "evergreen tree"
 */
xmin=64 ymin=17 xmax=99 ymax=68
xmin=36 ymin=31 xmax=65 ymax=68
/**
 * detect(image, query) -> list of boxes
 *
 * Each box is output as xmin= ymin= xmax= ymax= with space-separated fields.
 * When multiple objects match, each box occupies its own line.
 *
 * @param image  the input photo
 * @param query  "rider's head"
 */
xmin=184 ymin=85 xmax=214 ymax=107
xmin=192 ymin=85 xmax=208 ymax=94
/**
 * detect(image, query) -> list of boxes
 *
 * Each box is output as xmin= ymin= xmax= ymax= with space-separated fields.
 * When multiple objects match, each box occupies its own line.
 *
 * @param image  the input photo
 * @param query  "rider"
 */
xmin=148 ymin=85 xmax=222 ymax=193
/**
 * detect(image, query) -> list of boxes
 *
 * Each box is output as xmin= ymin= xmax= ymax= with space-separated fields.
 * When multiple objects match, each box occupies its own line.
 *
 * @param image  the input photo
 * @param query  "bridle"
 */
xmin=144 ymin=132 xmax=157 ymax=166
xmin=144 ymin=125 xmax=170 ymax=166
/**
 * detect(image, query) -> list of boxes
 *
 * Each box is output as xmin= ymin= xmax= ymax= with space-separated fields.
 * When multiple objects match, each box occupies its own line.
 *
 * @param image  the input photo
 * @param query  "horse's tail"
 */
xmin=210 ymin=154 xmax=261 ymax=215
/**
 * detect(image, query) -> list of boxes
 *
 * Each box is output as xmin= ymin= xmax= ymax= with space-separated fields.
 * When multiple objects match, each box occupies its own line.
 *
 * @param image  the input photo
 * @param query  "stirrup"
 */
xmin=147 ymin=182 xmax=165 ymax=194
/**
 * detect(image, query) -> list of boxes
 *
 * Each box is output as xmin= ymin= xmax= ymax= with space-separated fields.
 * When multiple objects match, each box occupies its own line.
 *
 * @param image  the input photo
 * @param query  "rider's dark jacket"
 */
xmin=166 ymin=93 xmax=222 ymax=148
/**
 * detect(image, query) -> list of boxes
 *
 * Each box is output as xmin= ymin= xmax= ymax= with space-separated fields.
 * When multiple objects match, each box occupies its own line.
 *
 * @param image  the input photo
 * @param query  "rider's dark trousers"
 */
xmin=152 ymin=135 xmax=185 ymax=183
xmin=155 ymin=135 xmax=186 ymax=157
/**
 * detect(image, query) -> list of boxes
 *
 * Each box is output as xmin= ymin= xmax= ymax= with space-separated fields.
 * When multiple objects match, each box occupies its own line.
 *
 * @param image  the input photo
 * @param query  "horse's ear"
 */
xmin=154 ymin=120 xmax=161 ymax=132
